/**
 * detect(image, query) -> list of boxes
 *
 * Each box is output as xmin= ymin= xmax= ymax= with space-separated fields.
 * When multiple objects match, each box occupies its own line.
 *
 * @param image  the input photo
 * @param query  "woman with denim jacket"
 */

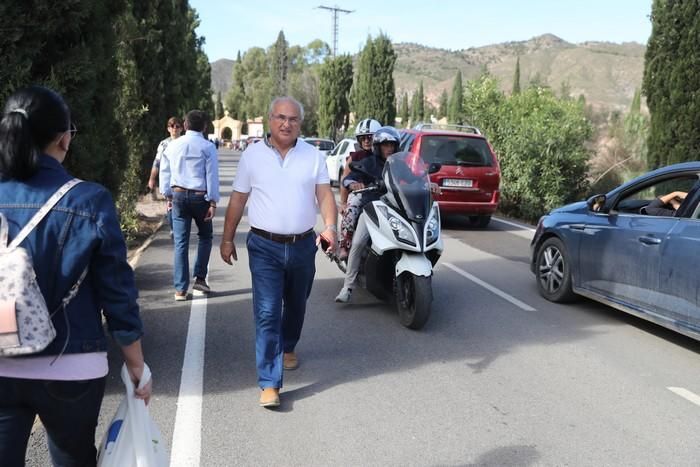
xmin=0 ymin=86 xmax=151 ymax=466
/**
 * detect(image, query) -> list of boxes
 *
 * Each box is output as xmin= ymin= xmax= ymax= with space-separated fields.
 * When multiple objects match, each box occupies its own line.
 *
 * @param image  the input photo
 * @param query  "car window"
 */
xmin=615 ymin=175 xmax=698 ymax=216
xmin=319 ymin=141 xmax=335 ymax=151
xmin=400 ymin=134 xmax=415 ymax=152
xmin=418 ymin=135 xmax=493 ymax=166
xmin=339 ymin=141 xmax=348 ymax=154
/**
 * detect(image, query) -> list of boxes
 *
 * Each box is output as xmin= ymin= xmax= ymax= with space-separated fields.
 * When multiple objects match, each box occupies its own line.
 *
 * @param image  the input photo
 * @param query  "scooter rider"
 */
xmin=335 ymin=126 xmax=401 ymax=303
xmin=338 ymin=118 xmax=382 ymax=260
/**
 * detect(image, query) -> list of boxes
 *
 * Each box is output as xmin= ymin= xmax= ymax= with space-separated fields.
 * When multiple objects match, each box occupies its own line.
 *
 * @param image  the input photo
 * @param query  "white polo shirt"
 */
xmin=233 ymin=137 xmax=330 ymax=234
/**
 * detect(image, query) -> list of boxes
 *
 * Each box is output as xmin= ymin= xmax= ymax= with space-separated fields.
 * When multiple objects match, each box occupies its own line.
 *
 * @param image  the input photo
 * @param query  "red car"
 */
xmin=399 ymin=124 xmax=501 ymax=227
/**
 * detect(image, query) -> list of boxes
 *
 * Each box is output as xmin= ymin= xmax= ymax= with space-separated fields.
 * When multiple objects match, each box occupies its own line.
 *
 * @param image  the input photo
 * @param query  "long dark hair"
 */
xmin=0 ymin=86 xmax=71 ymax=180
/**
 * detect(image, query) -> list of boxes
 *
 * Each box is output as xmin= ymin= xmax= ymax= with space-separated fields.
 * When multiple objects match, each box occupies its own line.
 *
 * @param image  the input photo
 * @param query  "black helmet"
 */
xmin=372 ymin=126 xmax=400 ymax=151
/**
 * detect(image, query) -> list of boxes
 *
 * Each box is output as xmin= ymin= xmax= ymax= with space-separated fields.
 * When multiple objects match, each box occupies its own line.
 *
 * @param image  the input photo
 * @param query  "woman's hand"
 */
xmin=349 ymin=182 xmax=365 ymax=192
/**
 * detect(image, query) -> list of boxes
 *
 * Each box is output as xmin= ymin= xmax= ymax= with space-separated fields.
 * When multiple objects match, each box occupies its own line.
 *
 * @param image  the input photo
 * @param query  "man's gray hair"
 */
xmin=268 ymin=96 xmax=304 ymax=121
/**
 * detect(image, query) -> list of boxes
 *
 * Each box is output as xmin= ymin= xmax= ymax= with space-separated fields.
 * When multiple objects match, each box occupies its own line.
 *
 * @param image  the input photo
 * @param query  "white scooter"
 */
xmin=331 ymin=152 xmax=444 ymax=329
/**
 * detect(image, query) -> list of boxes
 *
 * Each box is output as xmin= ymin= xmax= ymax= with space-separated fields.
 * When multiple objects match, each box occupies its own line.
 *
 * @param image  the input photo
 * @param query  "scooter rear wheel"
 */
xmin=395 ymin=273 xmax=432 ymax=330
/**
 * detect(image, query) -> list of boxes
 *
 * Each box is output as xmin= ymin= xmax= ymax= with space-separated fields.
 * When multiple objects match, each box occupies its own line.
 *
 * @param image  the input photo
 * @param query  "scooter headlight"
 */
xmin=425 ymin=205 xmax=440 ymax=245
xmin=389 ymin=216 xmax=416 ymax=245
xmin=377 ymin=205 xmax=416 ymax=246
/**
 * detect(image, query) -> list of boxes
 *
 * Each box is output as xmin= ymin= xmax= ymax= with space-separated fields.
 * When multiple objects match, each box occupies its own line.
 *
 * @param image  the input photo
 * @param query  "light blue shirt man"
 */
xmin=159 ymin=130 xmax=220 ymax=204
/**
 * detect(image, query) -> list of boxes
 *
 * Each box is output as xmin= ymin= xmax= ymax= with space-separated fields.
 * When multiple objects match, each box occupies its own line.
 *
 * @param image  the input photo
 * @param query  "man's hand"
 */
xmin=147 ymin=178 xmax=157 ymax=192
xmin=349 ymin=182 xmax=365 ymax=192
xmin=429 ymin=182 xmax=442 ymax=195
xmin=204 ymin=205 xmax=215 ymax=221
xmin=317 ymin=228 xmax=337 ymax=254
xmin=220 ymin=240 xmax=237 ymax=264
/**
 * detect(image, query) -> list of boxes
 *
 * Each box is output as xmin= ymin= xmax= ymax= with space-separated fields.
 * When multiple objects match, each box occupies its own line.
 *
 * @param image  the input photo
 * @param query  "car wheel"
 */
xmin=469 ymin=215 xmax=491 ymax=228
xmin=536 ymin=237 xmax=576 ymax=303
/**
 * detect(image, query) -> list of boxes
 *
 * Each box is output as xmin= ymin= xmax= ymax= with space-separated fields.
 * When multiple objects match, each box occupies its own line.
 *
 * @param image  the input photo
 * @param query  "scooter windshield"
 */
xmin=384 ymin=151 xmax=431 ymax=222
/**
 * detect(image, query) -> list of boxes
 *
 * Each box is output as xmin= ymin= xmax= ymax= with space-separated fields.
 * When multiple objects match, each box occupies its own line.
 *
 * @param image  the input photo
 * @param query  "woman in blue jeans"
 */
xmin=0 ymin=86 xmax=151 ymax=466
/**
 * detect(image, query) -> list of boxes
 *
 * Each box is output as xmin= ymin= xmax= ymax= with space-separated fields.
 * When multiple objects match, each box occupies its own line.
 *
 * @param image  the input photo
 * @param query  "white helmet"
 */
xmin=355 ymin=118 xmax=382 ymax=140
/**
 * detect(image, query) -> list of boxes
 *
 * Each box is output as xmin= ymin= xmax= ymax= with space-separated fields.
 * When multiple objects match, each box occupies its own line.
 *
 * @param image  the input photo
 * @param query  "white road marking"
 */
xmin=442 ymin=262 xmax=536 ymax=312
xmin=491 ymin=217 xmax=536 ymax=241
xmin=492 ymin=216 xmax=536 ymax=232
xmin=668 ymin=387 xmax=700 ymax=407
xmin=170 ymin=296 xmax=207 ymax=467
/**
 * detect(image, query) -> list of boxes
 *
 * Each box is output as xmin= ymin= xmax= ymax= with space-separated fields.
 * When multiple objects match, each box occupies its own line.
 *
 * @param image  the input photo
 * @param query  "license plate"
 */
xmin=443 ymin=179 xmax=473 ymax=187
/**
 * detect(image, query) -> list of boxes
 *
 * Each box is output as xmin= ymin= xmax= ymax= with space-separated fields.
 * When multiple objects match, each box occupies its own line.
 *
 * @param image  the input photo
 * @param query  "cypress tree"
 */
xmin=448 ymin=71 xmax=464 ymax=124
xmin=512 ymin=56 xmax=521 ymax=94
xmin=417 ymin=81 xmax=425 ymax=121
xmin=399 ymin=93 xmax=409 ymax=128
xmin=271 ymin=30 xmax=289 ymax=98
xmin=438 ymin=89 xmax=449 ymax=119
xmin=643 ymin=0 xmax=700 ymax=167
xmin=318 ymin=55 xmax=353 ymax=140
xmin=351 ymin=35 xmax=396 ymax=126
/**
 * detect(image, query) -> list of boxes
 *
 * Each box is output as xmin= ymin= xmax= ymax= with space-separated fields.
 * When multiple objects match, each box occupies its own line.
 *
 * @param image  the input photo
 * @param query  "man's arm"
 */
xmin=316 ymin=183 xmax=338 ymax=253
xmin=203 ymin=145 xmax=220 ymax=221
xmin=220 ymin=191 xmax=250 ymax=264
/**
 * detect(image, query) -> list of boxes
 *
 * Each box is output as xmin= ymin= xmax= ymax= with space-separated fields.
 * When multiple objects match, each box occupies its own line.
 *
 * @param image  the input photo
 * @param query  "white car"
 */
xmin=326 ymin=138 xmax=357 ymax=187
xmin=303 ymin=137 xmax=335 ymax=157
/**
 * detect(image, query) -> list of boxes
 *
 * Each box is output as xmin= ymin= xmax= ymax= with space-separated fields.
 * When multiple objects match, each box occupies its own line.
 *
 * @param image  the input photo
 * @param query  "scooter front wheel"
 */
xmin=395 ymin=272 xmax=432 ymax=330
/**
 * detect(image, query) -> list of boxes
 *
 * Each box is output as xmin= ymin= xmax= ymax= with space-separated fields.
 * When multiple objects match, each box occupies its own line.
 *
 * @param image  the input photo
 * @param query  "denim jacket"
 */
xmin=0 ymin=155 xmax=143 ymax=355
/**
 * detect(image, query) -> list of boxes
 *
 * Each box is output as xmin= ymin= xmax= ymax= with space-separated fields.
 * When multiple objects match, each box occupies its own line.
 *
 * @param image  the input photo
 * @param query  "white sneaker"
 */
xmin=335 ymin=287 xmax=352 ymax=303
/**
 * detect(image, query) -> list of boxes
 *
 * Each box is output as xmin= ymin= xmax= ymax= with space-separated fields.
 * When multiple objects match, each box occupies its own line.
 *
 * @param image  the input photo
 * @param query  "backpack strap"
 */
xmin=0 ymin=212 xmax=8 ymax=249
xmin=8 ymin=178 xmax=83 ymax=250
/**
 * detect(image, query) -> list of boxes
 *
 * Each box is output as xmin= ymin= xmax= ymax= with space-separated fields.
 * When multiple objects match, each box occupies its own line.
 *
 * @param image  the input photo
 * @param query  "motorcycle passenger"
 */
xmin=338 ymin=118 xmax=382 ymax=260
xmin=335 ymin=126 xmax=401 ymax=303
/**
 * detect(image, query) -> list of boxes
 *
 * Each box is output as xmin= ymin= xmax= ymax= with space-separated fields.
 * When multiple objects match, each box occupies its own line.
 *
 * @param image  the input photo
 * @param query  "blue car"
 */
xmin=530 ymin=162 xmax=700 ymax=341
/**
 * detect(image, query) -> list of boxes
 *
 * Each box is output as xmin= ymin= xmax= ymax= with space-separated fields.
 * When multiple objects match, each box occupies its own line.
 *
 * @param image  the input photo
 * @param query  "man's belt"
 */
xmin=172 ymin=186 xmax=206 ymax=194
xmin=250 ymin=227 xmax=315 ymax=244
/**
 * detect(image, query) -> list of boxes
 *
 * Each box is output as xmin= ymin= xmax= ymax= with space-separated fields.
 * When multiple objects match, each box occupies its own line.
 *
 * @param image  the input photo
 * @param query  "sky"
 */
xmin=188 ymin=0 xmax=653 ymax=62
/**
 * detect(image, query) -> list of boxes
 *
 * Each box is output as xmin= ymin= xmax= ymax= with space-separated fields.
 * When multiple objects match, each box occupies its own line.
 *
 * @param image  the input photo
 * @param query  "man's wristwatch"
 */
xmin=325 ymin=224 xmax=337 ymax=232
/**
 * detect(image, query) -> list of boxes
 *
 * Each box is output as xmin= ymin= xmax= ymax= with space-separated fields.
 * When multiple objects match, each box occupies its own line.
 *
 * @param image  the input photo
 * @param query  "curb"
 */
xmin=127 ymin=216 xmax=166 ymax=270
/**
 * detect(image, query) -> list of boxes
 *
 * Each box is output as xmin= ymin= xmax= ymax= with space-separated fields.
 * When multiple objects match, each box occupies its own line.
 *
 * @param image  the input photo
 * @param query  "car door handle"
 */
xmin=570 ymin=224 xmax=585 ymax=231
xmin=638 ymin=236 xmax=661 ymax=245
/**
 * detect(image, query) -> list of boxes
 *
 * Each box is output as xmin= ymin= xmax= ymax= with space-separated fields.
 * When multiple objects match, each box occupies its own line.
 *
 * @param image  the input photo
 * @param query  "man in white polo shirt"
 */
xmin=220 ymin=96 xmax=337 ymax=408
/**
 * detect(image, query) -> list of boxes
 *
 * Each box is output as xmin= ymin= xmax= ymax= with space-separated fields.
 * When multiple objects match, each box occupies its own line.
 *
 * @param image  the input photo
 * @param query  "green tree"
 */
xmin=438 ymin=89 xmax=449 ymax=119
xmin=318 ymin=55 xmax=354 ymax=140
xmin=512 ymin=56 xmax=521 ymax=95
xmin=215 ymin=91 xmax=224 ymax=119
xmin=643 ymin=0 xmax=700 ymax=167
xmin=448 ymin=71 xmax=463 ymax=124
xmin=351 ymin=34 xmax=396 ymax=126
xmin=271 ymin=30 xmax=289 ymax=97
xmin=413 ymin=81 xmax=425 ymax=123
xmin=225 ymin=51 xmax=246 ymax=119
xmin=399 ymin=93 xmax=409 ymax=128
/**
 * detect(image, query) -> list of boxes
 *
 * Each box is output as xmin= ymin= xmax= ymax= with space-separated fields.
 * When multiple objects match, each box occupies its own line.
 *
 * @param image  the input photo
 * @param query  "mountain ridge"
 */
xmin=210 ymin=34 xmax=645 ymax=112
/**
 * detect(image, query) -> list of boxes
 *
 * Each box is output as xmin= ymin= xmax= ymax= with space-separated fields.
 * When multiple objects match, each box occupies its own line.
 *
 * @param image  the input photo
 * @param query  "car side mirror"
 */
xmin=587 ymin=194 xmax=607 ymax=213
xmin=428 ymin=163 xmax=442 ymax=174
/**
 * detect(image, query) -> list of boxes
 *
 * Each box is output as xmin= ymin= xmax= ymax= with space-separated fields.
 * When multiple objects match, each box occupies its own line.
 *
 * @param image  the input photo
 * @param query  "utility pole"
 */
xmin=316 ymin=5 xmax=354 ymax=57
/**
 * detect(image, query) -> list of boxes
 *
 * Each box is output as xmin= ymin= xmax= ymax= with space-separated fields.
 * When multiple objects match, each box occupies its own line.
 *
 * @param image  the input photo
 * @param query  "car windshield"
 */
xmin=307 ymin=139 xmax=335 ymax=151
xmin=384 ymin=152 xmax=431 ymax=222
xmin=419 ymin=135 xmax=493 ymax=166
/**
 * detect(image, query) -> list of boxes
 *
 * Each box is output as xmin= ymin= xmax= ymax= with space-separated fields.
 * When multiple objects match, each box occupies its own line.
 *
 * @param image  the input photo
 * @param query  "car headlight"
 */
xmin=425 ymin=206 xmax=440 ymax=245
xmin=377 ymin=206 xmax=416 ymax=246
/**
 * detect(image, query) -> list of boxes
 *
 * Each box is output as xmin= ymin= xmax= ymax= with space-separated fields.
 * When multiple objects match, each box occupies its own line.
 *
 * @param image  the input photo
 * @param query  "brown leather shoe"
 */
xmin=283 ymin=352 xmax=298 ymax=370
xmin=259 ymin=388 xmax=280 ymax=407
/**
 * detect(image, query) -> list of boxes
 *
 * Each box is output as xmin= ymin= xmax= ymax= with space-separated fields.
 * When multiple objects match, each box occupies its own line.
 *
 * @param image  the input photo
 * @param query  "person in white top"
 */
xmin=220 ymin=96 xmax=337 ymax=408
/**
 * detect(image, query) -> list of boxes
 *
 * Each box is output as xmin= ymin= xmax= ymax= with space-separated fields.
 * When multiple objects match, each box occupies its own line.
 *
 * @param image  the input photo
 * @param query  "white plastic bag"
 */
xmin=97 ymin=363 xmax=168 ymax=467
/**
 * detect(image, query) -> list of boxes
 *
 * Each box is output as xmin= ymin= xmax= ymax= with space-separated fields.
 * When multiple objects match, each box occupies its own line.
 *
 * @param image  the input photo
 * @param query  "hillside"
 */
xmin=210 ymin=34 xmax=645 ymax=111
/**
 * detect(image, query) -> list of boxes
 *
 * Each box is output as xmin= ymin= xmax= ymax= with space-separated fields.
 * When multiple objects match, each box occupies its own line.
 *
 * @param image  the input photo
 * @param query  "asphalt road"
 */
xmin=26 ymin=148 xmax=700 ymax=466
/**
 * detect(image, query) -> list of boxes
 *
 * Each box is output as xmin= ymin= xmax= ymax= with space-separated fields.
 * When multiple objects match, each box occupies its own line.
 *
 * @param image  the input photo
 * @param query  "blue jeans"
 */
xmin=247 ymin=232 xmax=317 ymax=389
xmin=0 ymin=376 xmax=106 ymax=467
xmin=172 ymin=191 xmax=213 ymax=292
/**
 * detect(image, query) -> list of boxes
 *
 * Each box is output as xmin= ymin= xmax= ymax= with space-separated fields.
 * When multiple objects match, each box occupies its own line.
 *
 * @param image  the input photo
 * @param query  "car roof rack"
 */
xmin=413 ymin=122 xmax=482 ymax=135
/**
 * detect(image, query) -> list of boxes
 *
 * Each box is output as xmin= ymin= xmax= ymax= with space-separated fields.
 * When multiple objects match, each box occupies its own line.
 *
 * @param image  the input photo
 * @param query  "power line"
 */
xmin=316 ymin=5 xmax=354 ymax=57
